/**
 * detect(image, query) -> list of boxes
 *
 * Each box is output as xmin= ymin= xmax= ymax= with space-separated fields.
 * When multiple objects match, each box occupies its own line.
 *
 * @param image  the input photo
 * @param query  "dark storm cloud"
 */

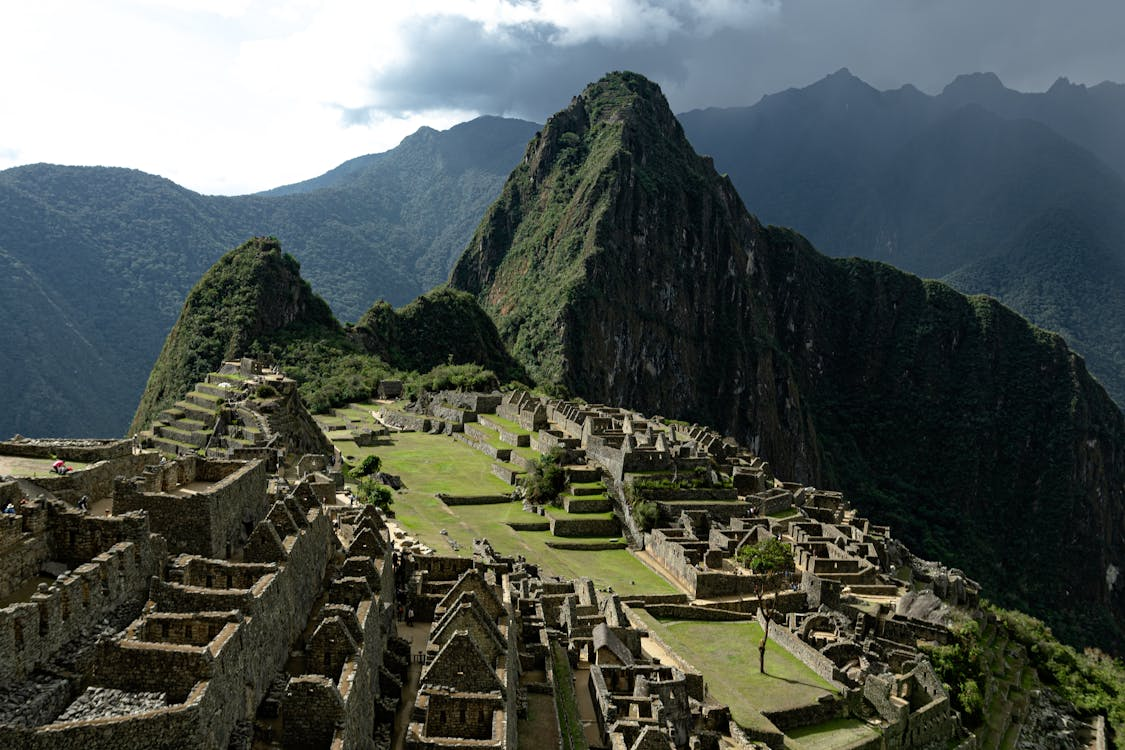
xmin=355 ymin=0 xmax=1125 ymax=123
xmin=348 ymin=13 xmax=696 ymax=122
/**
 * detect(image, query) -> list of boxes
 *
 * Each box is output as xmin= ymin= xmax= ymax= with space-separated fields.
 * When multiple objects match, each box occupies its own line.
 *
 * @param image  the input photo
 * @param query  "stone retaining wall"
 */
xmin=548 ymin=517 xmax=619 ymax=538
xmin=437 ymin=494 xmax=513 ymax=506
xmin=0 ymin=439 xmax=133 ymax=463
xmin=755 ymin=611 xmax=844 ymax=688
xmin=544 ymin=541 xmax=627 ymax=551
xmin=376 ymin=409 xmax=430 ymax=433
xmin=642 ymin=604 xmax=755 ymax=621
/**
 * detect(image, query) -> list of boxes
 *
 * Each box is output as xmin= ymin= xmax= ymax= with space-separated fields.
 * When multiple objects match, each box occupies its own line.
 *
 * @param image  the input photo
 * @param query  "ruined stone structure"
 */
xmin=0 ymin=419 xmax=398 ymax=748
xmin=141 ymin=359 xmax=332 ymax=464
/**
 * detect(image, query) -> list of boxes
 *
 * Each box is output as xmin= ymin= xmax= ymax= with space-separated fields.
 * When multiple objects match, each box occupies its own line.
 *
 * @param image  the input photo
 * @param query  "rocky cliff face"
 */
xmin=451 ymin=72 xmax=1125 ymax=650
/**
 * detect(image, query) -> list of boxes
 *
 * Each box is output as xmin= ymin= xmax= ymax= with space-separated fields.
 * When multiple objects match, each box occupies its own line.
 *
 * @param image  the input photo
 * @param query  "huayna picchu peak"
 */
xmin=452 ymin=71 xmax=1125 ymax=653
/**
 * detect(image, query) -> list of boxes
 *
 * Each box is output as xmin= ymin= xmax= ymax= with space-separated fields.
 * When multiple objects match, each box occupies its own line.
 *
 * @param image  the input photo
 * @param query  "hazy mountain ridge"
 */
xmin=451 ymin=71 xmax=1125 ymax=651
xmin=0 ymin=116 xmax=538 ymax=438
xmin=678 ymin=69 xmax=1125 ymax=407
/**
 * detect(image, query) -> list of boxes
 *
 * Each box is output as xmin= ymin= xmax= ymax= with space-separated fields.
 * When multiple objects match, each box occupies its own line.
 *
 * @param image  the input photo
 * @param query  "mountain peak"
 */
xmin=941 ymin=71 xmax=1008 ymax=98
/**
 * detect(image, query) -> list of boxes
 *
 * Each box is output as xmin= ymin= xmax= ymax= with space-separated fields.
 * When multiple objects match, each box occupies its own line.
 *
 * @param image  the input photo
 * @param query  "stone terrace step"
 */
xmin=155 ymin=424 xmax=209 ymax=448
xmin=195 ymin=382 xmax=237 ymax=399
xmin=491 ymin=462 xmax=525 ymax=485
xmin=152 ymin=435 xmax=200 ymax=456
xmin=186 ymin=390 xmax=224 ymax=410
xmin=174 ymin=400 xmax=219 ymax=423
xmin=569 ymin=482 xmax=606 ymax=497
xmin=564 ymin=465 xmax=601 ymax=483
xmin=563 ymin=495 xmax=613 ymax=513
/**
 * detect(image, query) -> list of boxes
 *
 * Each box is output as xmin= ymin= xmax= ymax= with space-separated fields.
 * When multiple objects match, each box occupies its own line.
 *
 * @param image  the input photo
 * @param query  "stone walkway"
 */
xmin=391 ymin=621 xmax=430 ymax=750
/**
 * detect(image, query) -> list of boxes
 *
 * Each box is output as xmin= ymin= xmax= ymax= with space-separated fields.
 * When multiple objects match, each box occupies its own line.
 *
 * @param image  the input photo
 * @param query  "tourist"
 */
xmin=52 ymin=459 xmax=71 ymax=475
xmin=78 ymin=495 xmax=89 ymax=512
xmin=3 ymin=502 xmax=15 ymax=514
xmin=405 ymin=606 xmax=415 ymax=626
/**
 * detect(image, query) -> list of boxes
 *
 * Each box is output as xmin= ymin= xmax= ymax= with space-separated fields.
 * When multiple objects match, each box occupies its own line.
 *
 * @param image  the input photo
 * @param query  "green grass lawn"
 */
xmin=328 ymin=429 xmax=676 ymax=596
xmin=767 ymin=507 xmax=802 ymax=520
xmin=632 ymin=613 xmax=837 ymax=731
xmin=479 ymin=413 xmax=533 ymax=436
xmin=335 ymin=432 xmax=512 ymax=496
xmin=786 ymin=718 xmax=880 ymax=750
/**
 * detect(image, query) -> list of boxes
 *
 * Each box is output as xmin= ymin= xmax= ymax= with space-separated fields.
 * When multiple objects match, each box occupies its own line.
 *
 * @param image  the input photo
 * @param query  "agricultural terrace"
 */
xmin=319 ymin=407 xmax=677 ymax=597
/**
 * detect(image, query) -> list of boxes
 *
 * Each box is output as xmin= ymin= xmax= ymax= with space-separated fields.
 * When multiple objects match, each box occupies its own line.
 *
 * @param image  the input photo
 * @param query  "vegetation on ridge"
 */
xmin=132 ymin=236 xmax=517 ymax=431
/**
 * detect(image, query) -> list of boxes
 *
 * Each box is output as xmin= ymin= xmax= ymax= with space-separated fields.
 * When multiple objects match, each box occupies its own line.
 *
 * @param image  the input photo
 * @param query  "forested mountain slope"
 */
xmin=678 ymin=69 xmax=1125 ymax=407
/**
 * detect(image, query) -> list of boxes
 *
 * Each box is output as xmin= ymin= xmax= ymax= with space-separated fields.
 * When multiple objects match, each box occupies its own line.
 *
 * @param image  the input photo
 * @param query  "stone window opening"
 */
xmin=13 ymin=618 xmax=23 ymax=645
xmin=184 ymin=624 xmax=193 ymax=641
xmin=161 ymin=622 xmax=170 ymax=639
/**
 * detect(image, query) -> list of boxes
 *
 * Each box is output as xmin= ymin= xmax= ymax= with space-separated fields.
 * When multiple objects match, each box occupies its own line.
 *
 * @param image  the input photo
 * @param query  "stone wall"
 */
xmin=29 ymin=454 xmax=154 ymax=505
xmin=438 ymin=494 xmax=513 ymax=506
xmin=0 ymin=439 xmax=133 ymax=463
xmin=754 ymin=611 xmax=844 ymax=687
xmin=642 ymin=604 xmax=755 ymax=621
xmin=0 ymin=514 xmax=50 ymax=600
xmin=281 ymin=676 xmax=345 ymax=749
xmin=437 ymin=391 xmax=502 ymax=414
xmin=377 ymin=409 xmax=431 ymax=433
xmin=548 ymin=517 xmax=620 ymax=538
xmin=113 ymin=459 xmax=267 ymax=557
xmin=0 ymin=537 xmax=156 ymax=683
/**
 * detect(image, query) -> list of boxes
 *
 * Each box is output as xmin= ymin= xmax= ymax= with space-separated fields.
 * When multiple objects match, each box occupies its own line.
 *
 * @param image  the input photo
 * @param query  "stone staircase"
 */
xmin=146 ymin=372 xmax=273 ymax=457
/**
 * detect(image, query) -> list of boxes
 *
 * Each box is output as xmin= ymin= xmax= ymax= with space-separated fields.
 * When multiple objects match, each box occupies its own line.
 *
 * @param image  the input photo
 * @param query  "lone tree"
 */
xmin=522 ymin=448 xmax=567 ymax=506
xmin=736 ymin=536 xmax=795 ymax=673
xmin=355 ymin=477 xmax=393 ymax=512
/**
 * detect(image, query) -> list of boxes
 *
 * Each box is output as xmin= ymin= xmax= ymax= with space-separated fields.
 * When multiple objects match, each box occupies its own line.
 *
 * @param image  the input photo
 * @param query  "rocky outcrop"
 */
xmin=451 ymin=72 xmax=1125 ymax=651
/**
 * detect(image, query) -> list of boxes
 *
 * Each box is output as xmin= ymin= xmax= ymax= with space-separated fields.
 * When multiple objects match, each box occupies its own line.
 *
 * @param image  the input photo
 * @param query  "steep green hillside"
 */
xmin=130 ymin=236 xmax=342 ymax=432
xmin=677 ymin=70 xmax=1125 ymax=407
xmin=451 ymin=71 xmax=1125 ymax=651
xmin=132 ymin=237 xmax=517 ymax=431
xmin=351 ymin=286 xmax=527 ymax=382
xmin=0 ymin=116 xmax=538 ymax=439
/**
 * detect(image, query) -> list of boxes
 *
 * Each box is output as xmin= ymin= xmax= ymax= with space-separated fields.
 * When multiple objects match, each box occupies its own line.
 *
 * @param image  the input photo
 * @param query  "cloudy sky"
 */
xmin=2 ymin=0 xmax=1122 ymax=195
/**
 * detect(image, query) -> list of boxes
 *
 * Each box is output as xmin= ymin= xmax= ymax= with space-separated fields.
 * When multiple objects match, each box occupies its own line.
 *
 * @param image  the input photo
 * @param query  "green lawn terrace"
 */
xmin=321 ymin=425 xmax=675 ymax=597
xmin=629 ymin=613 xmax=882 ymax=748
xmin=0 ymin=455 xmax=91 ymax=479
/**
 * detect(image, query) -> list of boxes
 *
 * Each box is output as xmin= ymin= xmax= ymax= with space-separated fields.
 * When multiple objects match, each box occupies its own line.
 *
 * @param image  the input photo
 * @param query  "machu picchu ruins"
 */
xmin=1 ymin=358 xmax=1111 ymax=748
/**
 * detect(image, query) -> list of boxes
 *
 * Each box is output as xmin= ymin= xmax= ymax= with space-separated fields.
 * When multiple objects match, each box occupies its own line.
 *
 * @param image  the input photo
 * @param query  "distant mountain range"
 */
xmin=3 ymin=68 xmax=1124 ymax=441
xmin=679 ymin=68 xmax=1125 ymax=407
xmin=0 ymin=116 xmax=538 ymax=437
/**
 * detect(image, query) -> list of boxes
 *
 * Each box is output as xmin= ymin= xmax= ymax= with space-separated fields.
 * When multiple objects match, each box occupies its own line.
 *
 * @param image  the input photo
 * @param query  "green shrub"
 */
xmin=351 ymin=454 xmax=381 ymax=478
xmin=255 ymin=383 xmax=278 ymax=398
xmin=631 ymin=500 xmax=660 ymax=532
xmin=355 ymin=477 xmax=393 ymax=511
xmin=522 ymin=448 xmax=567 ymax=505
